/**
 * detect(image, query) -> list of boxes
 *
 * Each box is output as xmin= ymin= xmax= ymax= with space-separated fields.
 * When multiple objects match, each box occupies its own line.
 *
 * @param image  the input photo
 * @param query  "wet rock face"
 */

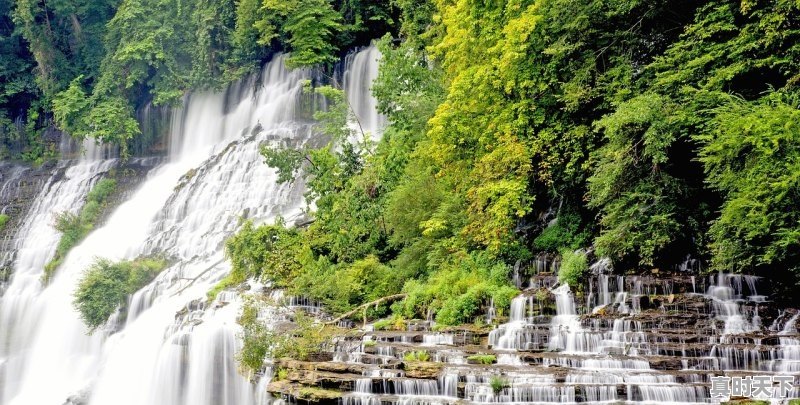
xmin=269 ymin=272 xmax=800 ymax=404
xmin=0 ymin=157 xmax=161 ymax=287
xmin=403 ymin=362 xmax=444 ymax=379
xmin=0 ymin=162 xmax=55 ymax=283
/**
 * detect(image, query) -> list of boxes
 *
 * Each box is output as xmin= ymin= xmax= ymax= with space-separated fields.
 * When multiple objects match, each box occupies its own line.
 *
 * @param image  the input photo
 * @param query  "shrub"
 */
xmin=535 ymin=288 xmax=549 ymax=302
xmin=467 ymin=354 xmax=496 ymax=364
xmin=489 ymin=375 xmax=509 ymax=395
xmin=558 ymin=249 xmax=588 ymax=287
xmin=403 ymin=350 xmax=430 ymax=362
xmin=533 ymin=211 xmax=590 ymax=252
xmin=207 ymin=270 xmax=247 ymax=301
xmin=372 ymin=318 xmax=392 ymax=331
xmin=225 ymin=219 xmax=304 ymax=286
xmin=86 ymin=178 xmax=117 ymax=204
xmin=73 ymin=257 xmax=167 ymax=331
xmin=0 ymin=214 xmax=9 ymax=231
xmin=373 ymin=314 xmax=406 ymax=331
xmin=45 ymin=178 xmax=117 ymax=283
xmin=238 ymin=300 xmax=342 ymax=372
xmin=275 ymin=368 xmax=289 ymax=381
xmin=396 ymin=251 xmax=520 ymax=326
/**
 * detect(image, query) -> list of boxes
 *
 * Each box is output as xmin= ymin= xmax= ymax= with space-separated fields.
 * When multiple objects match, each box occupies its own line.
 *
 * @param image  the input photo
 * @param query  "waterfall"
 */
xmin=343 ymin=45 xmax=386 ymax=140
xmin=548 ymin=284 xmax=586 ymax=353
xmin=0 ymin=141 xmax=117 ymax=404
xmin=478 ymin=271 xmax=794 ymax=404
xmin=0 ymin=47 xmax=383 ymax=405
xmin=706 ymin=272 xmax=758 ymax=335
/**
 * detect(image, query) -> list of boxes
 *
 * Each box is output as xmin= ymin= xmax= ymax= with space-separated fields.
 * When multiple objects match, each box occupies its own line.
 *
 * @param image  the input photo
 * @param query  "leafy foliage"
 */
xmin=467 ymin=354 xmax=497 ymax=365
xmin=489 ymin=376 xmax=509 ymax=395
xmin=558 ymin=250 xmax=588 ymax=287
xmin=0 ymin=213 xmax=9 ymax=231
xmin=2 ymin=0 xmax=396 ymax=154
xmin=533 ymin=211 xmax=590 ymax=253
xmin=227 ymin=0 xmax=800 ymax=333
xmin=238 ymin=298 xmax=342 ymax=371
xmin=45 ymin=178 xmax=117 ymax=282
xmin=698 ymin=94 xmax=800 ymax=271
xmin=587 ymin=94 xmax=688 ymax=265
xmin=73 ymin=257 xmax=167 ymax=331
xmin=259 ymin=0 xmax=343 ymax=67
xmin=402 ymin=350 xmax=430 ymax=362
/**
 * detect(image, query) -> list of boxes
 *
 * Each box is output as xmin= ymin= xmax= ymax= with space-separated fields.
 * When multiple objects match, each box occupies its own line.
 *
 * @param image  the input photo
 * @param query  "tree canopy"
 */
xmin=2 ymin=0 xmax=799 ymax=321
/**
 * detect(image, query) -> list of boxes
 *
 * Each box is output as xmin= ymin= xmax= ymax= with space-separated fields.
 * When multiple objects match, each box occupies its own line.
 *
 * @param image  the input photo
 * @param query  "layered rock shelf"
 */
xmin=266 ymin=272 xmax=800 ymax=404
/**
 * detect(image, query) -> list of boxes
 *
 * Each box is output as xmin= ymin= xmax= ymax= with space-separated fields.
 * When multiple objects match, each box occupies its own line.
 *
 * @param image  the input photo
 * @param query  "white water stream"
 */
xmin=0 ymin=47 xmax=383 ymax=405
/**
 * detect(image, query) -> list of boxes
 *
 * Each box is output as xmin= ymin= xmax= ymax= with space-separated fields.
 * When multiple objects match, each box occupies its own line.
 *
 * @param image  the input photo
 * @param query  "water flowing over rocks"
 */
xmin=0 ymin=161 xmax=52 ymax=284
xmin=0 ymin=46 xmax=383 ymax=405
xmin=0 ymin=43 xmax=797 ymax=405
xmin=266 ymin=271 xmax=800 ymax=405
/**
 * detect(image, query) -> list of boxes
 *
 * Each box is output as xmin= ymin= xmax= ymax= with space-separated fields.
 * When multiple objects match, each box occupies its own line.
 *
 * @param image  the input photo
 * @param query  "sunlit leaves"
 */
xmin=260 ymin=0 xmax=343 ymax=67
xmin=699 ymin=94 xmax=800 ymax=269
xmin=588 ymin=93 xmax=686 ymax=265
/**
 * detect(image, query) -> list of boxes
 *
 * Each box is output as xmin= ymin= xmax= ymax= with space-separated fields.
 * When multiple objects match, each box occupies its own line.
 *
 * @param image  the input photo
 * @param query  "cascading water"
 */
xmin=2 ymin=43 xmax=798 ymax=405
xmin=469 ymin=267 xmax=797 ymax=403
xmin=0 ymin=140 xmax=117 ymax=404
xmin=342 ymin=45 xmax=386 ymax=139
xmin=707 ymin=272 xmax=758 ymax=335
xmin=0 ymin=46 xmax=384 ymax=405
xmin=548 ymin=284 xmax=584 ymax=353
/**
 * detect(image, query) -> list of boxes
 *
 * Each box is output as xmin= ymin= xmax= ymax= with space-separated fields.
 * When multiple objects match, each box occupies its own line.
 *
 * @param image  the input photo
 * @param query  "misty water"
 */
xmin=0 ymin=47 xmax=382 ymax=405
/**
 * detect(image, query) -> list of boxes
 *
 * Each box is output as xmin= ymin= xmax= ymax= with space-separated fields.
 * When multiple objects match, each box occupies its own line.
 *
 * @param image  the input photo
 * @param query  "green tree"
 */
xmin=587 ymin=94 xmax=689 ymax=265
xmin=698 ymin=94 xmax=800 ymax=271
xmin=258 ymin=0 xmax=343 ymax=67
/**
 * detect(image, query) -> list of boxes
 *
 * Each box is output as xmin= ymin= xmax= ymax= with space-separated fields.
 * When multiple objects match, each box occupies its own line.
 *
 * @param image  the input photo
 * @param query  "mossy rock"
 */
xmin=268 ymin=380 xmax=342 ymax=404
xmin=466 ymin=354 xmax=497 ymax=365
xmin=297 ymin=386 xmax=342 ymax=402
xmin=402 ymin=361 xmax=443 ymax=379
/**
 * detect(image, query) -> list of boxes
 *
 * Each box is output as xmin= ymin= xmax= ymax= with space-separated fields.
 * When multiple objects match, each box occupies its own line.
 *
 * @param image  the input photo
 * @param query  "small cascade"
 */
xmin=548 ymin=284 xmax=585 ymax=353
xmin=342 ymin=44 xmax=386 ymax=139
xmin=485 ymin=297 xmax=496 ymax=323
xmin=422 ymin=333 xmax=454 ymax=346
xmin=706 ymin=272 xmax=758 ymax=335
xmin=590 ymin=274 xmax=636 ymax=314
xmin=0 ymin=146 xmax=117 ymax=404
xmin=467 ymin=269 xmax=796 ymax=404
xmin=487 ymin=295 xmax=543 ymax=350
xmin=0 ymin=163 xmax=43 ymax=282
xmin=764 ymin=313 xmax=800 ymax=373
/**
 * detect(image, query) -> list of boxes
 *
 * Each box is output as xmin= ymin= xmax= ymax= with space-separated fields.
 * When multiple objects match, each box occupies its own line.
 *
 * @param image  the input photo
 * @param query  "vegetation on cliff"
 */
xmin=0 ymin=213 xmax=9 ymax=231
xmin=1 ymin=0 xmax=798 ymax=364
xmin=0 ymin=0 xmax=396 ymax=158
xmin=44 ymin=177 xmax=117 ymax=283
xmin=239 ymin=297 xmax=343 ymax=372
xmin=73 ymin=256 xmax=167 ymax=330
xmin=229 ymin=0 xmax=800 ymax=332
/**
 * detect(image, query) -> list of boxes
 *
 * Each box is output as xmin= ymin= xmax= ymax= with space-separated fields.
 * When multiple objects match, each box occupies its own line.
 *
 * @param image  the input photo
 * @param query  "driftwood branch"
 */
xmin=171 ymin=259 xmax=226 ymax=297
xmin=325 ymin=293 xmax=407 ymax=325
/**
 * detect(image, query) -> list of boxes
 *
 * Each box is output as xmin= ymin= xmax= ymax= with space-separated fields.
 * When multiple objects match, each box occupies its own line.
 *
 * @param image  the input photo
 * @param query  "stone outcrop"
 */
xmin=263 ymin=272 xmax=800 ymax=404
xmin=0 ymin=157 xmax=161 ymax=286
xmin=0 ymin=162 xmax=55 ymax=283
